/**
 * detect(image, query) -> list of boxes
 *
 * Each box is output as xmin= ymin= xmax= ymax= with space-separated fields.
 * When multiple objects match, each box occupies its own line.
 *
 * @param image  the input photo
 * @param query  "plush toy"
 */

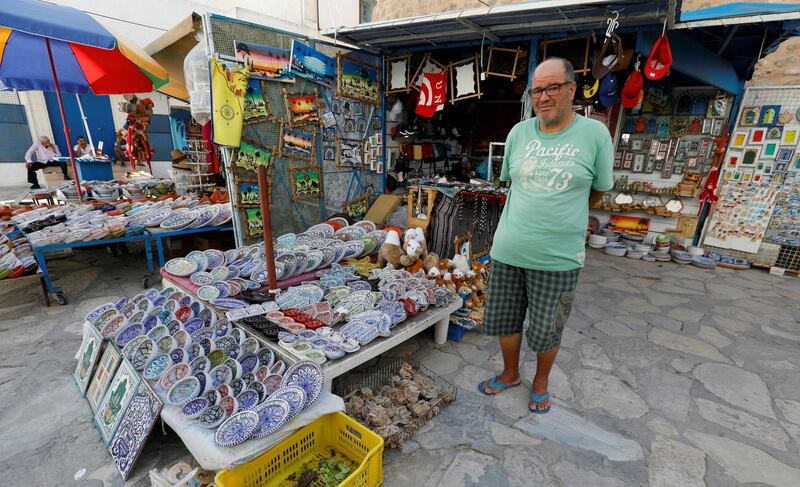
xmin=400 ymin=237 xmax=424 ymax=268
xmin=451 ymin=253 xmax=471 ymax=274
xmin=376 ymin=229 xmax=405 ymax=269
xmin=443 ymin=272 xmax=456 ymax=294
xmin=406 ymin=258 xmax=424 ymax=274
xmin=422 ymin=252 xmax=439 ymax=273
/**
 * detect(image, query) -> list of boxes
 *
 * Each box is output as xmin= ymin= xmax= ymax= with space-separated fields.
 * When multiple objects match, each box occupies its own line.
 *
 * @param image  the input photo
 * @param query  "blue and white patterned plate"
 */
xmin=167 ymin=376 xmax=201 ymax=406
xmin=210 ymin=298 xmax=247 ymax=310
xmin=268 ymin=386 xmax=306 ymax=419
xmin=114 ymin=296 xmax=129 ymax=311
xmin=190 ymin=271 xmax=215 ymax=286
xmin=187 ymin=343 xmax=205 ymax=362
xmin=183 ymin=318 xmax=205 ymax=335
xmin=198 ymin=404 xmax=227 ymax=429
xmin=256 ymin=349 xmax=274 ymax=370
xmin=164 ymin=258 xmax=198 ymax=277
xmin=170 ymin=347 xmax=186 ymax=365
xmin=236 ymin=390 xmax=260 ymax=411
xmin=225 ymin=358 xmax=241 ymax=381
xmin=194 ymin=370 xmax=211 ymax=395
xmin=210 ymin=364 xmax=233 ymax=388
xmin=251 ymin=398 xmax=291 ymax=439
xmin=160 ymin=208 xmax=197 ymax=231
xmin=181 ymin=397 xmax=209 ymax=419
xmin=191 ymin=328 xmax=214 ymax=344
xmin=204 ymin=249 xmax=226 ymax=269
xmin=114 ymin=322 xmax=144 ymax=347
xmin=147 ymin=324 xmax=169 ymax=342
xmin=280 ymin=360 xmax=323 ymax=409
xmin=213 ymin=320 xmax=231 ymax=338
xmin=240 ymin=337 xmax=260 ymax=355
xmin=186 ymin=250 xmax=209 ymax=272
xmin=189 ymin=205 xmax=220 ymax=229
xmin=249 ymin=381 xmax=266 ymax=403
xmin=238 ymin=353 xmax=259 ymax=376
xmin=142 ymin=352 xmax=172 ymax=381
xmin=215 ymin=410 xmax=259 ymax=447
xmin=197 ymin=285 xmax=220 ymax=301
xmin=190 ymin=355 xmax=210 ymax=375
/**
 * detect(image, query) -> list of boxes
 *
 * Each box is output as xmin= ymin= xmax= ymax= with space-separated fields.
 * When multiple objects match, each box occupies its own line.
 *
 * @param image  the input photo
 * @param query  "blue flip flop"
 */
xmin=529 ymin=391 xmax=551 ymax=414
xmin=478 ymin=377 xmax=521 ymax=395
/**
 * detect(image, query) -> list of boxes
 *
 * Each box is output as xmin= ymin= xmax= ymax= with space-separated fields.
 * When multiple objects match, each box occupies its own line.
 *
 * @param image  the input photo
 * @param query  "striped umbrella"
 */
xmin=0 ymin=0 xmax=170 ymax=197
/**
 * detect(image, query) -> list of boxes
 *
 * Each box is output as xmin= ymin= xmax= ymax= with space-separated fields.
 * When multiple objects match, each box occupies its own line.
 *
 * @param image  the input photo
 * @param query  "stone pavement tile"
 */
xmin=490 ymin=421 xmax=541 ymax=446
xmin=709 ymin=314 xmax=754 ymax=335
xmin=693 ymin=363 xmax=776 ymax=419
xmin=618 ymin=296 xmax=660 ymax=314
xmin=592 ymin=319 xmax=636 ymax=338
xmin=641 ymin=288 xmax=691 ymax=307
xmin=551 ymin=460 xmax=627 ymax=487
xmin=572 ymin=369 xmax=649 ymax=419
xmin=685 ymin=431 xmax=800 ymax=487
xmin=648 ymin=328 xmax=730 ymax=363
xmin=436 ymin=449 xmax=505 ymax=487
xmin=615 ymin=314 xmax=649 ymax=329
xmin=668 ymin=308 xmax=705 ymax=323
xmin=641 ymin=368 xmax=692 ymax=423
xmin=579 ymin=343 xmax=613 ymax=373
xmin=512 ymin=399 xmax=644 ymax=462
xmin=649 ymin=437 xmax=706 ymax=487
xmin=776 ymin=399 xmax=800 ymax=426
xmin=670 ymin=358 xmax=696 ymax=374
xmin=521 ymin=362 xmax=573 ymax=403
xmin=694 ymin=397 xmax=789 ymax=451
xmin=382 ymin=448 xmax=455 ymax=487
xmin=706 ymin=282 xmax=751 ymax=300
xmin=608 ymin=337 xmax=670 ymax=370
xmin=762 ymin=325 xmax=800 ymax=344
xmin=412 ymin=348 xmax=462 ymax=375
xmin=782 ymin=421 xmax=800 ymax=450
xmin=455 ymin=343 xmax=492 ymax=365
xmin=644 ymin=313 xmax=684 ymax=332
xmin=774 ymin=375 xmax=800 ymax=401
xmin=502 ymin=447 xmax=556 ymax=487
xmin=646 ymin=415 xmax=680 ymax=437
xmin=733 ymin=299 xmax=796 ymax=322
xmin=697 ymin=326 xmax=733 ymax=348
xmin=710 ymin=305 xmax=763 ymax=325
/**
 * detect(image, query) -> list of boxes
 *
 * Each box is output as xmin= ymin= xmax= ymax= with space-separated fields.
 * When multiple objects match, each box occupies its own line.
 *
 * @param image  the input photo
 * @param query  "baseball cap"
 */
xmin=645 ymin=35 xmax=672 ymax=80
xmin=592 ymin=34 xmax=623 ymax=79
xmin=621 ymin=71 xmax=644 ymax=109
xmin=598 ymin=74 xmax=620 ymax=107
xmin=581 ymin=74 xmax=599 ymax=101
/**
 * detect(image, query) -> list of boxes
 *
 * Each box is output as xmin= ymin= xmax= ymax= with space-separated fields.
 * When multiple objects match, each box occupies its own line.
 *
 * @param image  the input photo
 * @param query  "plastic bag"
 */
xmin=183 ymin=38 xmax=211 ymax=125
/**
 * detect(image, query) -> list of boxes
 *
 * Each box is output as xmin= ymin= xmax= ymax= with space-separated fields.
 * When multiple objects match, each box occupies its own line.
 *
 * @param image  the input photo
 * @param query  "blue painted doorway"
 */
xmin=43 ymin=92 xmax=117 ymax=159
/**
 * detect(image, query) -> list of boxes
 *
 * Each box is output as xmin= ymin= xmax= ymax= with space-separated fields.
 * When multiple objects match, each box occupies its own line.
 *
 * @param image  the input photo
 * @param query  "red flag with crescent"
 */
xmin=416 ymin=71 xmax=447 ymax=118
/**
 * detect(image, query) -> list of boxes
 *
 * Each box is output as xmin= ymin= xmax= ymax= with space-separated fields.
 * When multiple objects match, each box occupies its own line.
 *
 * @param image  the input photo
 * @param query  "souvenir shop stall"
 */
xmin=700 ymin=85 xmax=800 ymax=274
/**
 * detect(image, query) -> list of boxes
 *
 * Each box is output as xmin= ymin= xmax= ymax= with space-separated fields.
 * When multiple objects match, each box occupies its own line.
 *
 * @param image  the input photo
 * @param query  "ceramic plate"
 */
xmin=251 ymin=399 xmax=291 ymax=439
xmin=197 ymin=285 xmax=220 ymax=301
xmin=159 ymin=363 xmax=190 ymax=391
xmin=189 ymin=205 xmax=220 ymax=229
xmin=167 ymin=376 xmax=201 ymax=406
xmin=190 ymin=271 xmax=215 ymax=286
xmin=114 ymin=322 xmax=143 ymax=347
xmin=236 ymin=390 xmax=259 ymax=411
xmin=280 ymin=360 xmax=323 ymax=409
xmin=142 ymin=352 xmax=172 ymax=381
xmin=204 ymin=249 xmax=226 ymax=269
xmin=186 ymin=250 xmax=209 ymax=271
xmin=197 ymin=404 xmax=226 ymax=429
xmin=181 ymin=397 xmax=209 ymax=419
xmin=268 ymin=386 xmax=306 ymax=419
xmin=190 ymin=356 xmax=210 ymax=375
xmin=160 ymin=208 xmax=197 ymax=230
xmin=164 ymin=258 xmax=198 ymax=277
xmin=210 ymin=298 xmax=247 ymax=310
xmin=215 ymin=410 xmax=258 ymax=447
xmin=239 ymin=353 xmax=259 ymax=376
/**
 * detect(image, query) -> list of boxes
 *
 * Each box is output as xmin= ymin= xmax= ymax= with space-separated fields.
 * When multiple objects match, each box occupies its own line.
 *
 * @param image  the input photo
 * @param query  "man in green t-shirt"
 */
xmin=478 ymin=58 xmax=614 ymax=414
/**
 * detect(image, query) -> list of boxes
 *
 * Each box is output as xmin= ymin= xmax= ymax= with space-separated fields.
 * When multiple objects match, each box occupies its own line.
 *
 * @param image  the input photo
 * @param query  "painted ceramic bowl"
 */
xmin=181 ymin=397 xmax=209 ymax=419
xmin=167 ymin=376 xmax=201 ymax=406
xmin=197 ymin=404 xmax=227 ymax=429
xmin=159 ymin=363 xmax=190 ymax=392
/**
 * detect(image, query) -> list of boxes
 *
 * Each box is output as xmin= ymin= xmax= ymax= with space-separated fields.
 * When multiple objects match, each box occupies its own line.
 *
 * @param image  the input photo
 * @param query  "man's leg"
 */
xmin=27 ymin=162 xmax=45 ymax=187
xmin=56 ymin=160 xmax=71 ymax=180
xmin=531 ymin=346 xmax=559 ymax=411
xmin=482 ymin=333 xmax=523 ymax=393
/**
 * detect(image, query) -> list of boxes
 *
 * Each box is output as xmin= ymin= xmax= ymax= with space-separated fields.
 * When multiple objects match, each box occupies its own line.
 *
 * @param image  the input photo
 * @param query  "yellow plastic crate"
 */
xmin=215 ymin=412 xmax=384 ymax=487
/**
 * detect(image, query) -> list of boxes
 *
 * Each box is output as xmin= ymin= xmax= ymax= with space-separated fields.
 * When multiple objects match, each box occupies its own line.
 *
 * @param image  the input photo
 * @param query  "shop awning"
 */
xmin=144 ymin=13 xmax=201 ymax=101
xmin=321 ymin=0 xmax=668 ymax=51
xmin=676 ymin=2 xmax=800 ymax=28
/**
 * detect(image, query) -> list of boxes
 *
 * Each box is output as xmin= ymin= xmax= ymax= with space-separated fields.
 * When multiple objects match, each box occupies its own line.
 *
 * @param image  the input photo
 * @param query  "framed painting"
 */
xmin=633 ymin=154 xmax=645 ymax=172
xmin=109 ymin=380 xmax=163 ymax=480
xmin=776 ymin=147 xmax=795 ymax=163
xmin=74 ymin=323 xmax=104 ymax=396
xmin=243 ymin=79 xmax=271 ymax=123
xmin=781 ymin=128 xmax=798 ymax=145
xmin=730 ymin=131 xmax=748 ymax=149
xmin=613 ymin=151 xmax=622 ymax=169
xmin=337 ymin=53 xmax=380 ymax=105
xmin=234 ymin=40 xmax=293 ymax=82
xmin=236 ymin=179 xmax=261 ymax=208
xmin=449 ymin=56 xmax=482 ymax=104
xmin=725 ymin=153 xmax=739 ymax=167
xmin=242 ymin=208 xmax=264 ymax=239
xmin=386 ymin=54 xmax=411 ymax=93
xmin=236 ymin=141 xmax=274 ymax=176
xmin=687 ymin=156 xmax=699 ymax=170
xmin=763 ymin=142 xmax=778 ymax=159
xmin=739 ymin=106 xmax=760 ymax=126
xmin=712 ymin=119 xmax=724 ymax=136
xmin=289 ymin=39 xmax=336 ymax=86
xmin=338 ymin=138 xmax=363 ymax=167
xmin=289 ymin=165 xmax=323 ymax=201
xmin=742 ymin=147 xmax=760 ymax=165
xmin=766 ymin=126 xmax=783 ymax=140
xmin=622 ymin=151 xmax=634 ymax=169
xmin=644 ymin=156 xmax=655 ymax=173
xmin=86 ymin=343 xmax=121 ymax=413
xmin=453 ymin=232 xmax=473 ymax=267
xmin=94 ymin=358 xmax=140 ymax=446
xmin=411 ymin=53 xmax=447 ymax=90
xmin=323 ymin=145 xmax=336 ymax=162
xmin=279 ymin=125 xmax=316 ymax=161
xmin=749 ymin=128 xmax=766 ymax=144
xmin=283 ymin=90 xmax=320 ymax=125
xmin=707 ymin=96 xmax=728 ymax=119
xmin=758 ymin=105 xmax=781 ymax=126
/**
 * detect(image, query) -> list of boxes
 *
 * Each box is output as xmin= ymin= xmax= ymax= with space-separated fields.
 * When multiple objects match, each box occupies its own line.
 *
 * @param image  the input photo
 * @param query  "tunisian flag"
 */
xmin=416 ymin=71 xmax=447 ymax=118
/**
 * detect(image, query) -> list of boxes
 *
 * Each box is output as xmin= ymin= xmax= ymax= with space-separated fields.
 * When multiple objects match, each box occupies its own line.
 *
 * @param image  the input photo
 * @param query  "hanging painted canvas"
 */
xmin=234 ymin=40 xmax=293 ymax=82
xmin=94 ymin=358 xmax=140 ymax=446
xmin=338 ymin=138 xmax=363 ymax=167
xmin=289 ymin=39 xmax=336 ymax=86
xmin=210 ymin=58 xmax=249 ymax=147
xmin=243 ymin=79 xmax=271 ymax=123
xmin=704 ymin=182 xmax=780 ymax=253
xmin=283 ymin=90 xmax=320 ymax=125
xmin=386 ymin=55 xmax=411 ymax=93
xmin=87 ymin=343 xmax=122 ymax=413
xmin=290 ymin=165 xmax=323 ymax=200
xmin=236 ymin=141 xmax=273 ymax=175
xmin=337 ymin=53 xmax=380 ymax=105
xmin=449 ymin=56 xmax=482 ymax=103
xmin=242 ymin=208 xmax=263 ymax=239
xmin=237 ymin=180 xmax=261 ymax=207
xmin=279 ymin=125 xmax=316 ymax=160
xmin=109 ymin=381 xmax=163 ymax=480
xmin=74 ymin=323 xmax=103 ymax=396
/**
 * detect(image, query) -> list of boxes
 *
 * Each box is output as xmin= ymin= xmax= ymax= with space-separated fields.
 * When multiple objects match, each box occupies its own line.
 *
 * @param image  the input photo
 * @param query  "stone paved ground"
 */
xmin=1 ymin=247 xmax=799 ymax=486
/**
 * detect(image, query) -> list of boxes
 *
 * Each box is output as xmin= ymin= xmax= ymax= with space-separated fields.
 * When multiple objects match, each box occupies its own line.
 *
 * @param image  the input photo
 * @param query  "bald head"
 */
xmin=533 ymin=58 xmax=575 ymax=85
xmin=530 ymin=58 xmax=577 ymax=130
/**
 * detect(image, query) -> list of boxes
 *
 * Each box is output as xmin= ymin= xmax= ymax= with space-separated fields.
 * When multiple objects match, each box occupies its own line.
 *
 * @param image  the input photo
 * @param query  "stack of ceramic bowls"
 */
xmin=587 ymin=234 xmax=607 ymax=249
xmin=671 ymin=250 xmax=693 ymax=264
xmin=625 ymin=248 xmax=648 ymax=259
xmin=604 ymin=242 xmax=627 ymax=257
xmin=687 ymin=246 xmax=704 ymax=258
xmin=691 ymin=256 xmax=717 ymax=269
xmin=633 ymin=243 xmax=652 ymax=253
xmin=651 ymin=250 xmax=672 ymax=262
xmin=620 ymin=234 xmax=644 ymax=247
xmin=600 ymin=229 xmax=619 ymax=242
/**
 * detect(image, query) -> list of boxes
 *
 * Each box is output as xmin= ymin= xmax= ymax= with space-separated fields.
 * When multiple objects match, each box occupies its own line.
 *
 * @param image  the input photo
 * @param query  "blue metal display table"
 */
xmin=54 ymin=157 xmax=114 ymax=181
xmin=146 ymin=224 xmax=233 ymax=267
xmin=31 ymin=233 xmax=154 ymax=306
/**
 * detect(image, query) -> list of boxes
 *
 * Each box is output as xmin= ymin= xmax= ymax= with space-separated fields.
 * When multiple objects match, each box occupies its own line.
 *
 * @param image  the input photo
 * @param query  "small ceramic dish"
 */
xmin=219 ymin=395 xmax=239 ymax=418
xmin=181 ymin=397 xmax=209 ymax=419
xmin=197 ymin=404 xmax=227 ymax=429
xmin=190 ymin=355 xmax=210 ymax=375
xmin=167 ymin=376 xmax=201 ymax=406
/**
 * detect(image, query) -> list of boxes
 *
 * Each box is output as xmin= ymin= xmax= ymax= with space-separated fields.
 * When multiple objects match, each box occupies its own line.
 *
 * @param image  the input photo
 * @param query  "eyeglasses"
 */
xmin=528 ymin=82 xmax=572 ymax=99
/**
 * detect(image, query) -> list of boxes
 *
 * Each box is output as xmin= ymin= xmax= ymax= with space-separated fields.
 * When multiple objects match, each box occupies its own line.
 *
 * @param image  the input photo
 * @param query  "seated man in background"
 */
xmin=73 ymin=136 xmax=96 ymax=158
xmin=25 ymin=136 xmax=70 ymax=189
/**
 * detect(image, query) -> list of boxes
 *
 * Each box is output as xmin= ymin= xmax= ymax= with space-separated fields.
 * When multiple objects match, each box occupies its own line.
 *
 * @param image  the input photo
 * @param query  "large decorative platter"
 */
xmin=280 ymin=360 xmax=323 ymax=409
xmin=204 ymin=249 xmax=226 ymax=269
xmin=251 ymin=399 xmax=291 ymax=439
xmin=160 ymin=208 xmax=197 ymax=230
xmin=167 ymin=376 xmax=201 ymax=406
xmin=215 ymin=410 xmax=259 ymax=447
xmin=269 ymin=386 xmax=306 ymax=419
xmin=186 ymin=251 xmax=209 ymax=272
xmin=189 ymin=205 xmax=220 ymax=229
xmin=164 ymin=258 xmax=198 ymax=277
